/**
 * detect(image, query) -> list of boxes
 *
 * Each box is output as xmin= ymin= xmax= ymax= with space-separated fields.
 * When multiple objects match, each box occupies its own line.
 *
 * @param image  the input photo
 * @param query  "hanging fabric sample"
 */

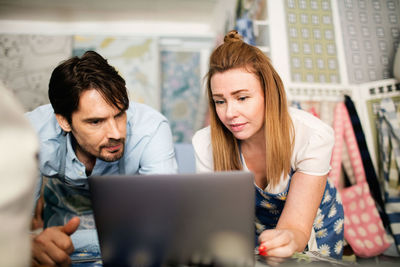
xmin=376 ymin=97 xmax=400 ymax=253
xmin=161 ymin=51 xmax=204 ymax=143
xmin=234 ymin=0 xmax=256 ymax=45
xmin=344 ymin=95 xmax=390 ymax=229
xmin=365 ymin=91 xmax=400 ymax=174
xmin=330 ymin=102 xmax=392 ymax=257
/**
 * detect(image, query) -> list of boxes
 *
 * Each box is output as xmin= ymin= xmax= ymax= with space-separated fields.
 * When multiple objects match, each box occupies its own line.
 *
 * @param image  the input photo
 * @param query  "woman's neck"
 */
xmin=240 ymin=128 xmax=266 ymax=152
xmin=240 ymin=131 xmax=268 ymax=189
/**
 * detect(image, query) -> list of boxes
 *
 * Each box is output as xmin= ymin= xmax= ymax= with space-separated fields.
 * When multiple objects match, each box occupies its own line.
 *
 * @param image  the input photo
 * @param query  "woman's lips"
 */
xmin=229 ymin=122 xmax=246 ymax=132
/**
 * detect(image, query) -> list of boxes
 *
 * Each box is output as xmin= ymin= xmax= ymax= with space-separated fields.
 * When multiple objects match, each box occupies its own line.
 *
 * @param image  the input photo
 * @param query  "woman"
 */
xmin=192 ymin=30 xmax=344 ymax=261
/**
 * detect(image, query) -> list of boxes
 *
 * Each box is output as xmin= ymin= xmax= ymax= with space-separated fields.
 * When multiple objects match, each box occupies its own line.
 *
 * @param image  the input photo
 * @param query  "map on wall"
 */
xmin=73 ymin=36 xmax=160 ymax=110
xmin=0 ymin=34 xmax=72 ymax=111
xmin=161 ymin=50 xmax=206 ymax=143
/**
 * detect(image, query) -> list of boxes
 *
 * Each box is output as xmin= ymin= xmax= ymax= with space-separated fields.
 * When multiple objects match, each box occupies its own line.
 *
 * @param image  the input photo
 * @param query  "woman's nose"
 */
xmin=225 ymin=102 xmax=238 ymax=119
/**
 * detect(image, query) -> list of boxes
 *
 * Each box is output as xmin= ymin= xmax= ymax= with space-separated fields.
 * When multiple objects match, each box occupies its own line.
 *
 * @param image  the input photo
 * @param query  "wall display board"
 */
xmin=73 ymin=36 xmax=160 ymax=110
xmin=161 ymin=50 xmax=204 ymax=143
xmin=0 ymin=34 xmax=72 ymax=111
xmin=337 ymin=0 xmax=400 ymax=84
xmin=285 ymin=0 xmax=341 ymax=83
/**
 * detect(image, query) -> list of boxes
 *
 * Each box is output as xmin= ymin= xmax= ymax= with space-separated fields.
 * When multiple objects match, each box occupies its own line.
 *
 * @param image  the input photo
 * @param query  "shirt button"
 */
xmin=79 ymin=171 xmax=84 ymax=176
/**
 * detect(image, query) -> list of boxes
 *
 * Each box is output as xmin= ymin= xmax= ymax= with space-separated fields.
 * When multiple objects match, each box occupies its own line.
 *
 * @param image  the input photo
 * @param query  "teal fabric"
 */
xmin=376 ymin=97 xmax=400 ymax=253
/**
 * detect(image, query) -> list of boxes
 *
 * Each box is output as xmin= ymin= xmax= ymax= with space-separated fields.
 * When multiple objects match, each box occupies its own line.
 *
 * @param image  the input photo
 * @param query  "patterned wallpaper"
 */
xmin=284 ymin=0 xmax=400 ymax=85
xmin=285 ymin=0 xmax=341 ymax=83
xmin=338 ymin=0 xmax=400 ymax=84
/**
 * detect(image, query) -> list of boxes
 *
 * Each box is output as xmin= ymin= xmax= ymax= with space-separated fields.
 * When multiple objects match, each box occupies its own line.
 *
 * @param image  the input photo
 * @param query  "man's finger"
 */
xmin=32 ymin=249 xmax=55 ymax=267
xmin=32 ymin=238 xmax=68 ymax=266
xmin=61 ymin=217 xmax=80 ymax=236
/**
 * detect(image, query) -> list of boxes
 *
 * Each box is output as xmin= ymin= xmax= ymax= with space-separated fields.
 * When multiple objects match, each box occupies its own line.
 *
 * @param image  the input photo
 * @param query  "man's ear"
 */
xmin=55 ymin=114 xmax=72 ymax=132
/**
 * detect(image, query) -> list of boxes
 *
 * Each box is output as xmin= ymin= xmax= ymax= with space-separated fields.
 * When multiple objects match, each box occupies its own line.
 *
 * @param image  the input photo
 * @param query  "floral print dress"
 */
xmin=255 ymin=175 xmax=345 ymax=260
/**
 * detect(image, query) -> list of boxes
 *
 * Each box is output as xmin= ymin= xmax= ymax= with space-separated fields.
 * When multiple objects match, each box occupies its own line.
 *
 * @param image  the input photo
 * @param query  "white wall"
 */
xmin=0 ymin=0 xmax=237 ymax=37
xmin=0 ymin=20 xmax=216 ymax=37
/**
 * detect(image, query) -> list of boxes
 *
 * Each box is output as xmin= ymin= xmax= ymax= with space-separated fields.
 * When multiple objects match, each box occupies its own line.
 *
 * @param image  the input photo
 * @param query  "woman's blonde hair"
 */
xmin=206 ymin=30 xmax=294 ymax=187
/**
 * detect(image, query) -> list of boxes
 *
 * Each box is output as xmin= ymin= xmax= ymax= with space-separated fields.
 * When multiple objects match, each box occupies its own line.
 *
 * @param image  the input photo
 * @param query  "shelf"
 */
xmin=257 ymin=46 xmax=270 ymax=53
xmin=253 ymin=19 xmax=269 ymax=26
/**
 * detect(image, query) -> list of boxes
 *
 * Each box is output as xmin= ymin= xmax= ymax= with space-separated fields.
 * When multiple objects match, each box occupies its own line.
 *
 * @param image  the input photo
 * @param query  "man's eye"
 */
xmin=115 ymin=111 xmax=125 ymax=118
xmin=90 ymin=120 xmax=100 ymax=125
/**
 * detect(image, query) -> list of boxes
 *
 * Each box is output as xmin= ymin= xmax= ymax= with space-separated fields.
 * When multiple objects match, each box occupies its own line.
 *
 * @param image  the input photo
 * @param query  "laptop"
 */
xmin=88 ymin=171 xmax=255 ymax=267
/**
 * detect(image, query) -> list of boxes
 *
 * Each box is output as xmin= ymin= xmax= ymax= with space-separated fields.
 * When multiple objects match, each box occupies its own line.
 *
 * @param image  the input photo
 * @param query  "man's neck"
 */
xmin=77 ymin=152 xmax=96 ymax=176
xmin=71 ymin=136 xmax=96 ymax=176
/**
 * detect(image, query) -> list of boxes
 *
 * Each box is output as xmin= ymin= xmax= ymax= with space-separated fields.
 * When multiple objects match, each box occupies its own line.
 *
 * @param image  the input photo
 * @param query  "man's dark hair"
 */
xmin=48 ymin=51 xmax=129 ymax=123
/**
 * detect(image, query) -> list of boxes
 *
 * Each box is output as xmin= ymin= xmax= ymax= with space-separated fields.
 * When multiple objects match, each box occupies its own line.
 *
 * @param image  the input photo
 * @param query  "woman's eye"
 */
xmin=238 ymin=96 xmax=247 ymax=101
xmin=214 ymin=100 xmax=225 ymax=105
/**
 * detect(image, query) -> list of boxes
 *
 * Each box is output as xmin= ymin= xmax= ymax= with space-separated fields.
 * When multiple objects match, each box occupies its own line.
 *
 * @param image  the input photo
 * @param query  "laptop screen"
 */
xmin=89 ymin=171 xmax=255 ymax=267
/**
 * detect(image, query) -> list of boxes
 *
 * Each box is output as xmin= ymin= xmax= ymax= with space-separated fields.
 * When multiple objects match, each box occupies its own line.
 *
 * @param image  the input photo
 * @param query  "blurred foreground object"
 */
xmin=0 ymin=81 xmax=39 ymax=266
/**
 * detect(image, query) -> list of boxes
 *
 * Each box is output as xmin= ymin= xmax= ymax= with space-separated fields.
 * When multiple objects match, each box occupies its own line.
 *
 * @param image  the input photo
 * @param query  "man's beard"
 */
xmin=98 ymin=138 xmax=125 ymax=162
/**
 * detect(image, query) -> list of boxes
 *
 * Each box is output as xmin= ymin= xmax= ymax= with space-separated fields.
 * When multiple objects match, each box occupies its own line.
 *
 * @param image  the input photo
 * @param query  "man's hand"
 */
xmin=31 ymin=217 xmax=80 ymax=267
xmin=31 ymin=196 xmax=44 ymax=231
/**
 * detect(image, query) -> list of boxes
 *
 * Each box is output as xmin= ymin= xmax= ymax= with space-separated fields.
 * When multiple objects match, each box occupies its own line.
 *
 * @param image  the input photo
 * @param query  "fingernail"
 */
xmin=258 ymin=245 xmax=267 ymax=256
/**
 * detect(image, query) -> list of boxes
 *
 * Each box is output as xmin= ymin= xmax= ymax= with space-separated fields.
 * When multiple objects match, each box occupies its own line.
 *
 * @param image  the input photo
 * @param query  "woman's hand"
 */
xmin=258 ymin=228 xmax=298 ymax=257
xmin=257 ymin=172 xmax=327 ymax=265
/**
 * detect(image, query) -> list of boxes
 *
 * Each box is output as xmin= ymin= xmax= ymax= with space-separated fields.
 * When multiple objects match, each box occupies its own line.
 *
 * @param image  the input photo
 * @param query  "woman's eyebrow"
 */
xmin=212 ymin=89 xmax=249 ymax=97
xmin=231 ymin=89 xmax=249 ymax=95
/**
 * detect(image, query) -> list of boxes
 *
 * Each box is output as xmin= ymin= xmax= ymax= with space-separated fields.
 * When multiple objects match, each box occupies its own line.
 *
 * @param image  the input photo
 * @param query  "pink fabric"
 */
xmin=330 ymin=102 xmax=391 ymax=257
xmin=308 ymin=106 xmax=319 ymax=118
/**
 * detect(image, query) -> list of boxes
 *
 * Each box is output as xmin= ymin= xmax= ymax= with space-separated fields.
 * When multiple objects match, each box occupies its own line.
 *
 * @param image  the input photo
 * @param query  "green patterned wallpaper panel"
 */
xmin=285 ymin=0 xmax=340 ymax=83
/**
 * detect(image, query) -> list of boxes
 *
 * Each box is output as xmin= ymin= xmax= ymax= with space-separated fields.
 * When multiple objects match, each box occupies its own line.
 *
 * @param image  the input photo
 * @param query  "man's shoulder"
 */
xmin=25 ymin=104 xmax=61 ymax=139
xmin=126 ymin=102 xmax=169 ymax=132
xmin=127 ymin=102 xmax=167 ymax=119
xmin=25 ymin=104 xmax=54 ymax=121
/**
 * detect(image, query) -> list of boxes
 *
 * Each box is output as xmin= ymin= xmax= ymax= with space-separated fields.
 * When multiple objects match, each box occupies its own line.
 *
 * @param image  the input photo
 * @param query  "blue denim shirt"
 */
xmin=26 ymin=102 xmax=178 ymax=261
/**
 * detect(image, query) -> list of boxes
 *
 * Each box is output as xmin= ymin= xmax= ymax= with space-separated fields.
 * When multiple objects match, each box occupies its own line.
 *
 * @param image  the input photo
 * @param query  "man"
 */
xmin=26 ymin=51 xmax=178 ymax=266
xmin=0 ymin=82 xmax=38 ymax=267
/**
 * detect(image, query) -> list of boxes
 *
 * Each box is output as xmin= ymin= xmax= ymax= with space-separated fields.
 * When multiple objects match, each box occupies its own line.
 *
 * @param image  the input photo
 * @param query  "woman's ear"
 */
xmin=55 ymin=114 xmax=72 ymax=132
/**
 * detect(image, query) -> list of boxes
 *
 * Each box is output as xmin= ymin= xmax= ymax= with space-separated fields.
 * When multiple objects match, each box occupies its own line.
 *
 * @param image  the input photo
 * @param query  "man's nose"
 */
xmin=106 ymin=119 xmax=122 ymax=140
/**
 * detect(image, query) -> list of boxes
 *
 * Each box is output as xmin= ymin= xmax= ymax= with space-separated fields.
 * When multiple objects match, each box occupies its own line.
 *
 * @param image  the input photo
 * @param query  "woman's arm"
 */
xmin=258 ymin=171 xmax=327 ymax=258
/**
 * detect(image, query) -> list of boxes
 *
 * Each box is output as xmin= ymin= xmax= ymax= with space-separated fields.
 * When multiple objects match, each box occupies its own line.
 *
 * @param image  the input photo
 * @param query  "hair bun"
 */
xmin=224 ymin=30 xmax=242 ymax=43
